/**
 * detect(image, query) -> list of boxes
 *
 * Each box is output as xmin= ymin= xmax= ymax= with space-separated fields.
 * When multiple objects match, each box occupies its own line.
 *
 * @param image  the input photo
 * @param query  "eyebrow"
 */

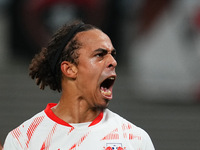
xmin=94 ymin=48 xmax=116 ymax=54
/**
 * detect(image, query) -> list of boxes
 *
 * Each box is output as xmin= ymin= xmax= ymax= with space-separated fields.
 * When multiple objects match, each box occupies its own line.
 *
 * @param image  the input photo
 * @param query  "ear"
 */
xmin=61 ymin=61 xmax=78 ymax=79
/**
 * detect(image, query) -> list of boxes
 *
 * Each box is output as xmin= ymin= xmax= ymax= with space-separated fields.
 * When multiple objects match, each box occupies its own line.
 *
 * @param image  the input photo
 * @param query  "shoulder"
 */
xmin=17 ymin=110 xmax=46 ymax=132
xmin=105 ymin=109 xmax=144 ymax=132
xmin=104 ymin=109 xmax=155 ymax=150
xmin=104 ymin=109 xmax=138 ymax=129
xmin=3 ymin=110 xmax=46 ymax=149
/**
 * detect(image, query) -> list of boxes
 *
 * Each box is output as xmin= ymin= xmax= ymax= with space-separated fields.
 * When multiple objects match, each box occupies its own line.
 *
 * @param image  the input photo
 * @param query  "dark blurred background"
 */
xmin=0 ymin=0 xmax=200 ymax=149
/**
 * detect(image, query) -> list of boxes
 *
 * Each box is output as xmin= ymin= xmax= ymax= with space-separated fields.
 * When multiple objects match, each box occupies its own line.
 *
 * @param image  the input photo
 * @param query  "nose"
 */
xmin=107 ymin=54 xmax=117 ymax=69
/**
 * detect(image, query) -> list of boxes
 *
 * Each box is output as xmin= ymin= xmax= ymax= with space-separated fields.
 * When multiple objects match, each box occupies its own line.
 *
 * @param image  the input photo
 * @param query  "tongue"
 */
xmin=100 ymin=87 xmax=111 ymax=97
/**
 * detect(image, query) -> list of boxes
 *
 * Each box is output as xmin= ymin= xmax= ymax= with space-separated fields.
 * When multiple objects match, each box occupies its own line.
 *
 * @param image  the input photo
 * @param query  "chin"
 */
xmin=93 ymin=100 xmax=109 ymax=111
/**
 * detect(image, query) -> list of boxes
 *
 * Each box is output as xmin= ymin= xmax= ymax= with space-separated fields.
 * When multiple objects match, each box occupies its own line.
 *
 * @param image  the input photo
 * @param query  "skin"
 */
xmin=52 ymin=29 xmax=117 ymax=124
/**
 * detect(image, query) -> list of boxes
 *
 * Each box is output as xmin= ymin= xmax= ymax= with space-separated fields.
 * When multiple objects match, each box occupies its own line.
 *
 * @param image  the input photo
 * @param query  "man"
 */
xmin=3 ymin=20 xmax=155 ymax=149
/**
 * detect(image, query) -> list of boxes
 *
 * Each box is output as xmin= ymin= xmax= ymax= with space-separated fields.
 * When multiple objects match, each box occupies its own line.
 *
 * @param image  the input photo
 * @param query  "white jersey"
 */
xmin=3 ymin=103 xmax=155 ymax=150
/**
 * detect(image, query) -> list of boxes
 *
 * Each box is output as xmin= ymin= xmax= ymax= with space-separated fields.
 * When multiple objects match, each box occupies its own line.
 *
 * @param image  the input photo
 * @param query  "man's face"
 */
xmin=75 ymin=29 xmax=117 ymax=109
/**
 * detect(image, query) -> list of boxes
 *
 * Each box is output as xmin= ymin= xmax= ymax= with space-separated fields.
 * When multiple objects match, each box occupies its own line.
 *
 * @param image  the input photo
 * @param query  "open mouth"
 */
xmin=100 ymin=76 xmax=116 ymax=98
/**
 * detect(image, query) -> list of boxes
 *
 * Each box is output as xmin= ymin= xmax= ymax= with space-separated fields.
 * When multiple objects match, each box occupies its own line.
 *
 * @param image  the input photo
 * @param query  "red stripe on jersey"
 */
xmin=122 ymin=123 xmax=132 ymax=131
xmin=11 ymin=127 xmax=23 ymax=148
xmin=123 ymin=133 xmax=127 ymax=139
xmin=67 ymin=127 xmax=75 ymax=135
xmin=129 ymin=134 xmax=141 ymax=140
xmin=69 ymin=131 xmax=90 ymax=150
xmin=101 ymin=128 xmax=119 ymax=140
xmin=45 ymin=103 xmax=104 ymax=127
xmin=41 ymin=123 xmax=57 ymax=150
xmin=40 ymin=143 xmax=46 ymax=150
xmin=26 ymin=116 xmax=45 ymax=148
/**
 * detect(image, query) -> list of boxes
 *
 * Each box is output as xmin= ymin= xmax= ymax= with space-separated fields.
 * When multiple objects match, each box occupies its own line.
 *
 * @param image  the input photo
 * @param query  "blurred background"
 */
xmin=0 ymin=0 xmax=200 ymax=149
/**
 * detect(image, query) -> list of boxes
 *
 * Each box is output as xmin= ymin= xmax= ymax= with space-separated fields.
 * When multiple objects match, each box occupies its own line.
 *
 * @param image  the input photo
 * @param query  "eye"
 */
xmin=96 ymin=52 xmax=104 ymax=58
xmin=95 ymin=50 xmax=107 ymax=58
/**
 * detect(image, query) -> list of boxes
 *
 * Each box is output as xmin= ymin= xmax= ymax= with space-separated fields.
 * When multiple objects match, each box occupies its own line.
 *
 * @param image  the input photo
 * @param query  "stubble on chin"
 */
xmin=92 ymin=99 xmax=109 ymax=111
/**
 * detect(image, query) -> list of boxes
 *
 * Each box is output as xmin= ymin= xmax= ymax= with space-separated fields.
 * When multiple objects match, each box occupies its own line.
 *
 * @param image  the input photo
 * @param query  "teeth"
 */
xmin=100 ymin=88 xmax=111 ymax=96
xmin=109 ymin=77 xmax=115 ymax=80
xmin=105 ymin=90 xmax=111 ymax=96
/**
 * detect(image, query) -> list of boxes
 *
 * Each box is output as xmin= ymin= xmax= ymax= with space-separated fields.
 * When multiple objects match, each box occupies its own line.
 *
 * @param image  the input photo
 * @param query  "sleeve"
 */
xmin=141 ymin=130 xmax=155 ymax=150
xmin=3 ymin=132 xmax=21 ymax=150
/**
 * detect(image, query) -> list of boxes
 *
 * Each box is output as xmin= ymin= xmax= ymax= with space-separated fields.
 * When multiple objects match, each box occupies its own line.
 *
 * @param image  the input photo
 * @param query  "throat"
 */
xmin=52 ymin=101 xmax=101 ymax=124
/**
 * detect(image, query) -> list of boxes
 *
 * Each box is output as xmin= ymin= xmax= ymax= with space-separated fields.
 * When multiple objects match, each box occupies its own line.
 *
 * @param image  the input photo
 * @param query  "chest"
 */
xmin=26 ymin=125 xmax=141 ymax=150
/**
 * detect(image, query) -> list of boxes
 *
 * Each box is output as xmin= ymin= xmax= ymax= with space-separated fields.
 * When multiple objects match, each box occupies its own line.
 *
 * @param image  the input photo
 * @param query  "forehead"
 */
xmin=75 ymin=29 xmax=114 ymax=51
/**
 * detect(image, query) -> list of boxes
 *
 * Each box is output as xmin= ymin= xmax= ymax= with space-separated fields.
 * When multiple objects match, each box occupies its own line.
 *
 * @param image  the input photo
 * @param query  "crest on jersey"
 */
xmin=104 ymin=143 xmax=126 ymax=150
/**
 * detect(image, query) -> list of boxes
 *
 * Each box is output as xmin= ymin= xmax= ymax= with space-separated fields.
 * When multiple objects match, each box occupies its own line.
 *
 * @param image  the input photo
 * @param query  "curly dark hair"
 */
xmin=29 ymin=20 xmax=98 ymax=92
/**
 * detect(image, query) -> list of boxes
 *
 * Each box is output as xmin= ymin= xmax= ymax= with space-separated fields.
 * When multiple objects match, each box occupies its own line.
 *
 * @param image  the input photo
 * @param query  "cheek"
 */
xmin=77 ymin=59 xmax=104 ymax=85
xmin=83 ymin=61 xmax=101 ymax=77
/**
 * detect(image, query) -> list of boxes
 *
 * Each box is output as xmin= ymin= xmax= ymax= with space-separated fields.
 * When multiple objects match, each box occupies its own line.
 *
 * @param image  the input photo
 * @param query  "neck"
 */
xmin=51 ymin=94 xmax=101 ymax=124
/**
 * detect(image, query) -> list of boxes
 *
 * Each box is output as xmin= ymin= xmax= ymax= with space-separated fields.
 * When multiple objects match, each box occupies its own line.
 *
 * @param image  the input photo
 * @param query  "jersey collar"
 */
xmin=44 ymin=103 xmax=103 ymax=127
